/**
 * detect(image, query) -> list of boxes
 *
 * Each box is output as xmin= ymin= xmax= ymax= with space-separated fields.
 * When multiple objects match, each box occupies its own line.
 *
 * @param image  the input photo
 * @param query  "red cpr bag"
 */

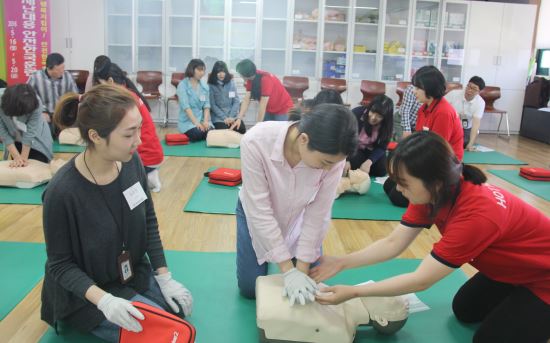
xmin=387 ymin=141 xmax=398 ymax=151
xmin=205 ymin=168 xmax=242 ymax=186
xmin=119 ymin=301 xmax=195 ymax=343
xmin=519 ymin=167 xmax=550 ymax=181
xmin=165 ymin=133 xmax=190 ymax=145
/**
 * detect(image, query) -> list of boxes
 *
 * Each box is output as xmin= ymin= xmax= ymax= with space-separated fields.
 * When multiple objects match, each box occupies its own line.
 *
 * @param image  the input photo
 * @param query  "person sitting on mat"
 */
xmin=233 ymin=59 xmax=293 ymax=127
xmin=177 ymin=58 xmax=212 ymax=141
xmin=345 ymin=94 xmax=394 ymax=177
xmin=287 ymin=89 xmax=343 ymax=121
xmin=42 ymin=84 xmax=193 ymax=343
xmin=0 ymin=84 xmax=53 ymax=166
xmin=313 ymin=131 xmax=550 ymax=343
xmin=237 ymin=103 xmax=358 ymax=304
xmin=207 ymin=61 xmax=245 ymax=134
xmin=384 ymin=65 xmax=463 ymax=207
xmin=94 ymin=61 xmax=164 ymax=193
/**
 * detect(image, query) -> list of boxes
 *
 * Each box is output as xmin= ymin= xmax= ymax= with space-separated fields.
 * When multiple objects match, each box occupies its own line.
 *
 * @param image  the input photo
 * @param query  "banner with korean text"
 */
xmin=4 ymin=0 xmax=50 ymax=84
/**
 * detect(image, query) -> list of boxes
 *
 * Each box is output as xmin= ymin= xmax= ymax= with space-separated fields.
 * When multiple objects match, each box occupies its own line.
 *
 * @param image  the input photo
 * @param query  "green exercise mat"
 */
xmin=0 ymin=241 xmax=46 ymax=320
xmin=53 ymin=141 xmax=85 ymax=153
xmin=162 ymin=140 xmax=240 ymax=158
xmin=463 ymin=150 xmax=526 ymax=165
xmin=332 ymin=181 xmax=406 ymax=220
xmin=184 ymin=174 xmax=240 ymax=214
xmin=40 ymin=254 xmax=475 ymax=343
xmin=0 ymin=184 xmax=46 ymax=204
xmin=488 ymin=169 xmax=550 ymax=201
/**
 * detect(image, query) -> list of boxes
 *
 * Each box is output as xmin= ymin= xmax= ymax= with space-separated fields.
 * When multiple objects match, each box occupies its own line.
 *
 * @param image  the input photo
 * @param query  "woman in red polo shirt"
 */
xmin=312 ymin=131 xmax=550 ymax=343
xmin=231 ymin=59 xmax=293 ymax=129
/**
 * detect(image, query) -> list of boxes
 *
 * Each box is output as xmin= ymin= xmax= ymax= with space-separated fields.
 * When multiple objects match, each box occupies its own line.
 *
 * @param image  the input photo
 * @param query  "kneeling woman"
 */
xmin=313 ymin=131 xmax=550 ymax=343
xmin=237 ymin=104 xmax=358 ymax=305
xmin=42 ymin=84 xmax=193 ymax=342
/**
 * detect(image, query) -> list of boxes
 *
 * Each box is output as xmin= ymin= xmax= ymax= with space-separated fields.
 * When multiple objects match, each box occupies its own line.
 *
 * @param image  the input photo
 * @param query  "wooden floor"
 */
xmin=1 ymin=129 xmax=550 ymax=342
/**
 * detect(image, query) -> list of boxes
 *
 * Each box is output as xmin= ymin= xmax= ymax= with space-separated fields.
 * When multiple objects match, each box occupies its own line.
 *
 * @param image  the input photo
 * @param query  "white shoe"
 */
xmin=147 ymin=169 xmax=162 ymax=193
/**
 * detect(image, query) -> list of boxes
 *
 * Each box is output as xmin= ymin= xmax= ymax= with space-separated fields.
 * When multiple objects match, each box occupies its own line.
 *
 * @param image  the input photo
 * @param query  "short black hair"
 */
xmin=412 ymin=66 xmax=446 ymax=99
xmin=312 ymin=89 xmax=343 ymax=106
xmin=207 ymin=61 xmax=233 ymax=85
xmin=185 ymin=59 xmax=206 ymax=78
xmin=236 ymin=59 xmax=256 ymax=78
xmin=468 ymin=76 xmax=485 ymax=91
xmin=46 ymin=53 xmax=65 ymax=69
xmin=1 ymin=84 xmax=39 ymax=117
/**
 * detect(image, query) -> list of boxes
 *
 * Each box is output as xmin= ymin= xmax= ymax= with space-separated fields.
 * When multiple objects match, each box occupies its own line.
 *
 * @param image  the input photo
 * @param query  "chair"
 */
xmin=320 ymin=78 xmax=347 ymax=94
xmin=283 ymin=76 xmax=309 ymax=102
xmin=136 ymin=71 xmax=165 ymax=125
xmin=395 ymin=81 xmax=411 ymax=108
xmin=445 ymin=82 xmax=463 ymax=95
xmin=479 ymin=86 xmax=509 ymax=137
xmin=165 ymin=72 xmax=186 ymax=122
xmin=67 ymin=70 xmax=89 ymax=94
xmin=360 ymin=80 xmax=385 ymax=106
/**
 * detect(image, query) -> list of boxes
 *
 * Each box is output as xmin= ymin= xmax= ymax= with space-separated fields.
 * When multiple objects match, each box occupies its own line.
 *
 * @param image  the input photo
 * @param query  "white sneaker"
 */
xmin=147 ymin=169 xmax=162 ymax=193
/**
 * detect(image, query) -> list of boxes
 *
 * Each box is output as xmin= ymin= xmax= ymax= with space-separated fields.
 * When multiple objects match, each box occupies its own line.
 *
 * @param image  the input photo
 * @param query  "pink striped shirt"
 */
xmin=239 ymin=121 xmax=345 ymax=264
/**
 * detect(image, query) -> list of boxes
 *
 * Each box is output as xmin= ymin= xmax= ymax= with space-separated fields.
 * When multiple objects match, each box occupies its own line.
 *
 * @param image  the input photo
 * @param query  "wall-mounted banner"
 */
xmin=4 ymin=0 xmax=50 ymax=84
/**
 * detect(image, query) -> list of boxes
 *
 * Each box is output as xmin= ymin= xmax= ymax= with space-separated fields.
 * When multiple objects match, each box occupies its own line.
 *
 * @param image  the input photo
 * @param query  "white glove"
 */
xmin=97 ymin=293 xmax=144 ymax=332
xmin=154 ymin=272 xmax=193 ymax=316
xmin=282 ymin=268 xmax=319 ymax=306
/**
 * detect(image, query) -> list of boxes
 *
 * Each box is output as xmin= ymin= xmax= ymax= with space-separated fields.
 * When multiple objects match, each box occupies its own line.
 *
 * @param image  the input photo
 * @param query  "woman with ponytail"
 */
xmin=94 ymin=62 xmax=164 ymax=192
xmin=42 ymin=84 xmax=193 ymax=342
xmin=312 ymin=131 xmax=550 ymax=343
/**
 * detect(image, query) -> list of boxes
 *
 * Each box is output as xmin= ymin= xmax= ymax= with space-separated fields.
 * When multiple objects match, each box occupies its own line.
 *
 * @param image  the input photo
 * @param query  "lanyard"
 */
xmin=83 ymin=151 xmax=127 ymax=251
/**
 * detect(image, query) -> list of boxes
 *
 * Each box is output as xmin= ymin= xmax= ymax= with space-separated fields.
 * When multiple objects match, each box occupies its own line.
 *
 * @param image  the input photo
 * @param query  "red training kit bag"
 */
xmin=519 ymin=167 xmax=550 ymax=181
xmin=165 ymin=133 xmax=190 ymax=146
xmin=205 ymin=168 xmax=242 ymax=186
xmin=119 ymin=302 xmax=196 ymax=343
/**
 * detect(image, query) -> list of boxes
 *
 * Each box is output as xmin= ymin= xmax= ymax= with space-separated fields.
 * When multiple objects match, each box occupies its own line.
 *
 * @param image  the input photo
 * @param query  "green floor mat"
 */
xmin=0 ymin=242 xmax=46 ymax=320
xmin=162 ymin=140 xmax=240 ymax=158
xmin=463 ymin=151 xmax=526 ymax=165
xmin=0 ymin=184 xmax=46 ymax=204
xmin=53 ymin=141 xmax=85 ymax=153
xmin=488 ymin=169 xmax=550 ymax=201
xmin=185 ymin=176 xmax=405 ymax=220
xmin=40 ymin=254 xmax=475 ymax=343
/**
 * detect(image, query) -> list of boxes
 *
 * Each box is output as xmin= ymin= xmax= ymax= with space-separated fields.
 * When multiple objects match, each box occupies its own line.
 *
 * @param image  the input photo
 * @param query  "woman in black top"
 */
xmin=42 ymin=84 xmax=192 ymax=342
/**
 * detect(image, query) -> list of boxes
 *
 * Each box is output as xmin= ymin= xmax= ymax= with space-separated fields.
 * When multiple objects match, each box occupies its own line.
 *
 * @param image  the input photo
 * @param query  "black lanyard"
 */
xmin=83 ymin=151 xmax=127 ymax=251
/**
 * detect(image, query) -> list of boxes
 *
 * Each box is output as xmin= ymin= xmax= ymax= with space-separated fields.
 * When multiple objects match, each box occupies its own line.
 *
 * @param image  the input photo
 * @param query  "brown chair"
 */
xmin=283 ymin=76 xmax=309 ymax=102
xmin=136 ymin=71 xmax=165 ymax=124
xmin=320 ymin=78 xmax=347 ymax=94
xmin=445 ymin=82 xmax=463 ymax=95
xmin=67 ymin=70 xmax=89 ymax=94
xmin=360 ymin=80 xmax=386 ymax=106
xmin=166 ymin=72 xmax=186 ymax=121
xmin=479 ymin=86 xmax=509 ymax=137
xmin=395 ymin=81 xmax=411 ymax=107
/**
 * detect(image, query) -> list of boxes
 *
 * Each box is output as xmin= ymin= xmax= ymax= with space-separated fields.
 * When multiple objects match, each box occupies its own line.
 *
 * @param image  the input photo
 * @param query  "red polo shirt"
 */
xmin=245 ymin=70 xmax=293 ymax=115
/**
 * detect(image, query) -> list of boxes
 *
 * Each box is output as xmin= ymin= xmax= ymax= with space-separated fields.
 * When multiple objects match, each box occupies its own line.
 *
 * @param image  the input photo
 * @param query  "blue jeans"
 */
xmin=236 ymin=199 xmax=320 ymax=299
xmin=264 ymin=112 xmax=288 ymax=121
xmin=90 ymin=274 xmax=170 ymax=343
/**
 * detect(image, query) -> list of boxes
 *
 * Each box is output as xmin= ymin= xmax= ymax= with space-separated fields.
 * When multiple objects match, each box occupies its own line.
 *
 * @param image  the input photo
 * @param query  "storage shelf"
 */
xmin=263 ymin=18 xmax=286 ymax=21
xmin=138 ymin=14 xmax=162 ymax=17
xmin=293 ymin=49 xmax=317 ymax=53
xmin=262 ymin=47 xmax=285 ymax=51
xmin=108 ymin=43 xmax=132 ymax=47
xmin=444 ymin=27 xmax=465 ymax=31
xmin=385 ymin=24 xmax=408 ymax=28
xmin=325 ymin=5 xmax=350 ymax=9
xmin=200 ymin=45 xmax=224 ymax=49
xmin=323 ymin=50 xmax=347 ymax=54
xmin=170 ymin=45 xmax=192 ymax=48
xmin=412 ymin=55 xmax=436 ymax=58
xmin=383 ymin=53 xmax=407 ymax=57
xmin=355 ymin=6 xmax=379 ymax=10
xmin=414 ymin=25 xmax=437 ymax=30
xmin=200 ymin=15 xmax=224 ymax=19
xmin=325 ymin=21 xmax=347 ymax=24
xmin=170 ymin=15 xmax=193 ymax=18
xmin=108 ymin=13 xmax=132 ymax=17
xmin=294 ymin=19 xmax=318 ymax=23
xmin=353 ymin=52 xmax=377 ymax=56
xmin=355 ymin=22 xmax=378 ymax=26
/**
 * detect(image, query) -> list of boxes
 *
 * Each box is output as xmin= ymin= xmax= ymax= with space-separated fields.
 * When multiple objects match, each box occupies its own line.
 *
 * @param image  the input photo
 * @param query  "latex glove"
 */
xmin=97 ymin=293 xmax=144 ymax=332
xmin=282 ymin=268 xmax=319 ymax=306
xmin=154 ymin=272 xmax=193 ymax=316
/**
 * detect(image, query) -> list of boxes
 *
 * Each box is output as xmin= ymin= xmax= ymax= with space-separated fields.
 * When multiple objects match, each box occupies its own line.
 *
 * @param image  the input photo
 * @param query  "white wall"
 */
xmin=535 ymin=0 xmax=550 ymax=48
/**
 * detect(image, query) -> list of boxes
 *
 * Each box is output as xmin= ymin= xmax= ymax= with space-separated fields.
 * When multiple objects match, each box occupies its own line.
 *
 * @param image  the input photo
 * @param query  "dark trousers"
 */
xmin=213 ymin=121 xmax=246 ymax=134
xmin=14 ymin=142 xmax=49 ymax=163
xmin=184 ymin=127 xmax=208 ymax=142
xmin=453 ymin=273 xmax=550 ymax=343
xmin=383 ymin=178 xmax=409 ymax=207
xmin=348 ymin=149 xmax=387 ymax=177
xmin=463 ymin=128 xmax=471 ymax=148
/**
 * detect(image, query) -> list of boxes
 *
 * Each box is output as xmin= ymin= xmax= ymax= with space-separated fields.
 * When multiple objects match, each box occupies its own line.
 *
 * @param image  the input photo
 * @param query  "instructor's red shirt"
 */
xmin=245 ymin=70 xmax=293 ymax=115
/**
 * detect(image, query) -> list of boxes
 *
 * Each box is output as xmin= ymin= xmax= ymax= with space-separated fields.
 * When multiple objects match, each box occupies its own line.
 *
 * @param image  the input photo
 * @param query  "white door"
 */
xmin=463 ymin=2 xmax=502 ymax=85
xmin=67 ymin=0 xmax=106 ymax=70
xmin=50 ymin=0 xmax=71 ymax=66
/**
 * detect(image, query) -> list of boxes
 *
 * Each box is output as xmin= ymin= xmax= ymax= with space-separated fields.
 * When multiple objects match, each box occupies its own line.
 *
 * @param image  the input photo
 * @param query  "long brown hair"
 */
xmin=53 ymin=84 xmax=137 ymax=146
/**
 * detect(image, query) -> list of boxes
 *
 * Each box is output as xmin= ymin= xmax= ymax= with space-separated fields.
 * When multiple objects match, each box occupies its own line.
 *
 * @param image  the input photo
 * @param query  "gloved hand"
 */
xmin=97 ymin=293 xmax=144 ymax=332
xmin=282 ymin=268 xmax=319 ymax=306
xmin=154 ymin=272 xmax=193 ymax=316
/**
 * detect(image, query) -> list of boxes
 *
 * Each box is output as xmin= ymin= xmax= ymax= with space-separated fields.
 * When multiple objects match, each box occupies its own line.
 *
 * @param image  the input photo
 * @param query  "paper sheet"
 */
xmin=355 ymin=280 xmax=431 ymax=314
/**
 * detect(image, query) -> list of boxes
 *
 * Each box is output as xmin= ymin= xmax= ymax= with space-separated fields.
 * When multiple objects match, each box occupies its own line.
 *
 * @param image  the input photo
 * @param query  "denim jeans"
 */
xmin=264 ymin=112 xmax=288 ymax=121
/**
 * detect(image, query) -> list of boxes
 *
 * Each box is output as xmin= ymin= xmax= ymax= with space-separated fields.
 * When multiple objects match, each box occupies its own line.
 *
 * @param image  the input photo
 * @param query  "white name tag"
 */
xmin=228 ymin=91 xmax=236 ymax=98
xmin=200 ymin=95 xmax=206 ymax=102
xmin=123 ymin=182 xmax=147 ymax=210
xmin=14 ymin=118 xmax=27 ymax=132
xmin=422 ymin=126 xmax=429 ymax=131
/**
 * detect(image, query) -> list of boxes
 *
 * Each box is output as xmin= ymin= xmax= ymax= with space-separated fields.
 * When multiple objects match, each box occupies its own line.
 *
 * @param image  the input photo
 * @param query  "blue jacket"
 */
xmin=209 ymin=79 xmax=240 ymax=123
xmin=177 ymin=78 xmax=212 ymax=133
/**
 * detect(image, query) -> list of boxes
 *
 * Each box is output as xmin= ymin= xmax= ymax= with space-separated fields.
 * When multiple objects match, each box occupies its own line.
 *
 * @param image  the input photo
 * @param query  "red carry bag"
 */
xmin=205 ymin=168 xmax=242 ymax=186
xmin=519 ymin=167 xmax=550 ymax=181
xmin=165 ymin=133 xmax=190 ymax=145
xmin=119 ymin=301 xmax=196 ymax=343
